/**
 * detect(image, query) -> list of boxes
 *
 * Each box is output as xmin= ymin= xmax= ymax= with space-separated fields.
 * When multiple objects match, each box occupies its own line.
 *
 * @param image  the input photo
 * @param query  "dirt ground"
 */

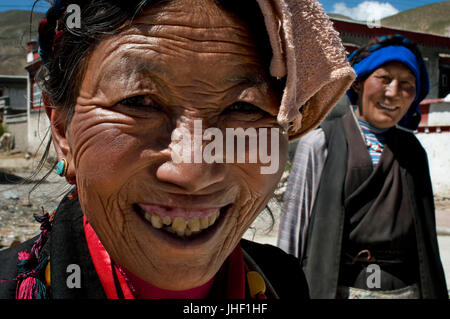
xmin=0 ymin=166 xmax=68 ymax=249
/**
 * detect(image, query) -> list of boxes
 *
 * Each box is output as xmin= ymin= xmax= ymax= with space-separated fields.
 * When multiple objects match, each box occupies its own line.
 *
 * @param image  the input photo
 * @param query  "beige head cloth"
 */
xmin=255 ymin=0 xmax=356 ymax=140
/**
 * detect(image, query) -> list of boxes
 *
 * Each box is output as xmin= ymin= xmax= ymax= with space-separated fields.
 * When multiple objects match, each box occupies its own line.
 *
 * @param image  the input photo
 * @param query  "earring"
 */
xmin=56 ymin=158 xmax=68 ymax=177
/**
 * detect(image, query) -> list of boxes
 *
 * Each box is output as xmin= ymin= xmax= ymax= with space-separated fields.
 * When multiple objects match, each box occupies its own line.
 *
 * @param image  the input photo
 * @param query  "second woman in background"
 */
xmin=278 ymin=34 xmax=448 ymax=299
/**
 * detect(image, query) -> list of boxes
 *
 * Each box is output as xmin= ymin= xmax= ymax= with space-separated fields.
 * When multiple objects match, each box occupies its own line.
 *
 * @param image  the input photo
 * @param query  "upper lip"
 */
xmin=135 ymin=192 xmax=233 ymax=210
xmin=379 ymin=103 xmax=400 ymax=109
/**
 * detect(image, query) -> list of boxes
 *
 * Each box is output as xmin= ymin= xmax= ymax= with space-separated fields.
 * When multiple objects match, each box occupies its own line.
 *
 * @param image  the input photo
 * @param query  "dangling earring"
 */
xmin=56 ymin=158 xmax=68 ymax=177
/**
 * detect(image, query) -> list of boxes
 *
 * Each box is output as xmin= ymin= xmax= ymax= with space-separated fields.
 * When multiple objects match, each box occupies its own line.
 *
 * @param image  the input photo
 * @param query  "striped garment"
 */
xmin=357 ymin=119 xmax=388 ymax=167
xmin=277 ymin=128 xmax=327 ymax=258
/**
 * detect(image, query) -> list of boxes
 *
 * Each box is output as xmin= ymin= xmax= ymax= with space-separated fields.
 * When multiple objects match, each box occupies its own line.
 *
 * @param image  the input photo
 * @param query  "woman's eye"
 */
xmin=119 ymin=95 xmax=161 ymax=110
xmin=401 ymin=82 xmax=415 ymax=90
xmin=224 ymin=102 xmax=265 ymax=114
xmin=377 ymin=75 xmax=391 ymax=84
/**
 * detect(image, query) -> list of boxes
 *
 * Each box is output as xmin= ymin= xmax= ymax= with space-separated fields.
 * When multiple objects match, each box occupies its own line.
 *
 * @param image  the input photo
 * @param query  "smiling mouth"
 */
xmin=378 ymin=103 xmax=400 ymax=111
xmin=133 ymin=204 xmax=227 ymax=238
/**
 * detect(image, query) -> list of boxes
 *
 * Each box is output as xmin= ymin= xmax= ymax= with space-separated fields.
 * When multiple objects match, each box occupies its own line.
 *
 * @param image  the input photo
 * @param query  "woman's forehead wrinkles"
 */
xmin=95 ymin=49 xmax=266 ymax=88
xmin=129 ymin=24 xmax=251 ymax=46
xmin=135 ymin=0 xmax=248 ymax=30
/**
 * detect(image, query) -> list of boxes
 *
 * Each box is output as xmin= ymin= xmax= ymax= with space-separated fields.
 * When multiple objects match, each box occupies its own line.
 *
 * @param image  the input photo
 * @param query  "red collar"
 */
xmin=83 ymin=215 xmax=246 ymax=299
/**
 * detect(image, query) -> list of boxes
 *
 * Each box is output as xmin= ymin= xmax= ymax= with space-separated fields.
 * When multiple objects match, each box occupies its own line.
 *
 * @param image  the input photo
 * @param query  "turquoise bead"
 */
xmin=56 ymin=160 xmax=65 ymax=176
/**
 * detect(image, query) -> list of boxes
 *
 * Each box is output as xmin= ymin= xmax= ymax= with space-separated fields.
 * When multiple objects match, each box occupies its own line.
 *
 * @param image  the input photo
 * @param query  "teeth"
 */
xmin=379 ymin=103 xmax=398 ymax=110
xmin=150 ymin=213 xmax=163 ymax=229
xmin=172 ymin=217 xmax=187 ymax=236
xmin=187 ymin=217 xmax=200 ymax=232
xmin=143 ymin=210 xmax=220 ymax=237
xmin=208 ymin=212 xmax=219 ymax=226
xmin=162 ymin=216 xmax=172 ymax=226
xmin=200 ymin=216 xmax=209 ymax=230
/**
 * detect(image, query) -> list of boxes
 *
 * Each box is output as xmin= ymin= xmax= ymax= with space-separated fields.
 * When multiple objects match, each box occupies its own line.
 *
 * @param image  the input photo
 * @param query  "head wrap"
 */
xmin=255 ymin=0 xmax=355 ymax=140
xmin=346 ymin=36 xmax=429 ymax=131
xmin=38 ymin=0 xmax=355 ymax=139
xmin=37 ymin=0 xmax=65 ymax=66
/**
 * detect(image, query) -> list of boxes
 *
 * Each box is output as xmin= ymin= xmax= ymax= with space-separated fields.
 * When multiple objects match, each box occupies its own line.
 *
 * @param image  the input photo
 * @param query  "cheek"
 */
xmin=232 ymin=130 xmax=288 ymax=225
xmin=362 ymin=79 xmax=383 ymax=104
xmin=68 ymin=108 xmax=167 ymax=192
xmin=402 ymin=91 xmax=416 ymax=108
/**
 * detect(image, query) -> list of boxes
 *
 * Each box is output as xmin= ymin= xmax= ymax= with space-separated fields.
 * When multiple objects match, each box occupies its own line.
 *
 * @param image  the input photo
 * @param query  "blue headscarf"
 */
xmin=347 ymin=36 xmax=429 ymax=131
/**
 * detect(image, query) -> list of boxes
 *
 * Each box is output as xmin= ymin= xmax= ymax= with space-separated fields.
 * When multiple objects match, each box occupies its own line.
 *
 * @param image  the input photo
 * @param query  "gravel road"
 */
xmin=0 ymin=168 xmax=68 ymax=249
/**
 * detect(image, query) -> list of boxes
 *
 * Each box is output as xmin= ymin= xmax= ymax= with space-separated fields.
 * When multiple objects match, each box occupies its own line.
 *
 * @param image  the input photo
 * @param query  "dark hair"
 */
xmin=348 ymin=34 xmax=425 ymax=67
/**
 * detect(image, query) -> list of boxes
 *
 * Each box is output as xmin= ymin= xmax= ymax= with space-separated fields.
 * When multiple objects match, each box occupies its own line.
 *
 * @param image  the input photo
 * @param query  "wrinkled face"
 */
xmin=355 ymin=61 xmax=417 ymax=129
xmin=54 ymin=0 xmax=288 ymax=290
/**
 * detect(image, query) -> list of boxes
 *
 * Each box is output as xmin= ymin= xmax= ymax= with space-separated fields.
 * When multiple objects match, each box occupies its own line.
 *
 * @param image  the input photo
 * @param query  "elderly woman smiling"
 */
xmin=0 ymin=0 xmax=354 ymax=299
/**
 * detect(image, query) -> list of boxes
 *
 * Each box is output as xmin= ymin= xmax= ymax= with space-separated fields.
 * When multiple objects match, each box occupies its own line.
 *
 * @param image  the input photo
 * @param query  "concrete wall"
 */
xmin=1 ymin=80 xmax=28 ymax=151
xmin=4 ymin=117 xmax=27 ymax=152
xmin=416 ymin=132 xmax=450 ymax=198
xmin=427 ymin=103 xmax=450 ymax=126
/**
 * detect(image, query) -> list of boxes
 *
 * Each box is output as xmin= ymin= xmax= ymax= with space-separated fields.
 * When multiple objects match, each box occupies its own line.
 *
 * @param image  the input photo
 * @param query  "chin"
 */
xmin=370 ymin=115 xmax=397 ymax=129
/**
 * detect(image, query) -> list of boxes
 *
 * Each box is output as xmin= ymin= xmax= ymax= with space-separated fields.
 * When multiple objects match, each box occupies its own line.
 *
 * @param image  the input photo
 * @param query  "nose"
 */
xmin=156 ymin=161 xmax=226 ymax=193
xmin=155 ymin=119 xmax=226 ymax=193
xmin=385 ymin=79 xmax=399 ymax=98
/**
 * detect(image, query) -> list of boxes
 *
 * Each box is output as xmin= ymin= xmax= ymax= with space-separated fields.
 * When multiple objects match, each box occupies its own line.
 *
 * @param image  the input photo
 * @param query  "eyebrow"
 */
xmin=376 ymin=68 xmax=415 ymax=81
xmin=227 ymin=75 xmax=265 ymax=86
xmin=132 ymin=61 xmax=167 ymax=76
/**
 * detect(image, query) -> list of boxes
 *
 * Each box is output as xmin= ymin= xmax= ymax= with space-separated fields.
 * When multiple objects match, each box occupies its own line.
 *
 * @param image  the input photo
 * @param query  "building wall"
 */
xmin=5 ymin=118 xmax=27 ymax=152
xmin=416 ymin=132 xmax=450 ymax=197
xmin=0 ymin=79 xmax=28 ymax=151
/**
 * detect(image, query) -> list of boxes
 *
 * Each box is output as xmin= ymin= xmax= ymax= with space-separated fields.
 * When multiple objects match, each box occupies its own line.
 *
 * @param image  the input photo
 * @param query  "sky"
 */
xmin=0 ymin=0 xmax=447 ymax=19
xmin=0 ymin=0 xmax=51 ymax=12
xmin=319 ymin=0 xmax=447 ymax=20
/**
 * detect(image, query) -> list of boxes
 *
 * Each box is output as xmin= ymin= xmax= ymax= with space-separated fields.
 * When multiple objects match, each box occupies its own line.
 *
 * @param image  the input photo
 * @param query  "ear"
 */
xmin=44 ymin=91 xmax=76 ymax=184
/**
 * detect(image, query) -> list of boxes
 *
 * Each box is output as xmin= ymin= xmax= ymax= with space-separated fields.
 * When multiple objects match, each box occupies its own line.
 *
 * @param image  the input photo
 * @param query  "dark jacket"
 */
xmin=0 ymin=195 xmax=309 ymax=299
xmin=303 ymin=112 xmax=448 ymax=299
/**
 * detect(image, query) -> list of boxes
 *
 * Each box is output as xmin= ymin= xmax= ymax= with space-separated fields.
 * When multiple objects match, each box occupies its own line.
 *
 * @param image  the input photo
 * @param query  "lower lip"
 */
xmin=132 ymin=204 xmax=231 ymax=247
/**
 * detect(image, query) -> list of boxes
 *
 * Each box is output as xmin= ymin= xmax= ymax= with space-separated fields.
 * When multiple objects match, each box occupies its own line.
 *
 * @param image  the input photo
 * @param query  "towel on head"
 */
xmin=256 ymin=0 xmax=356 ymax=140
